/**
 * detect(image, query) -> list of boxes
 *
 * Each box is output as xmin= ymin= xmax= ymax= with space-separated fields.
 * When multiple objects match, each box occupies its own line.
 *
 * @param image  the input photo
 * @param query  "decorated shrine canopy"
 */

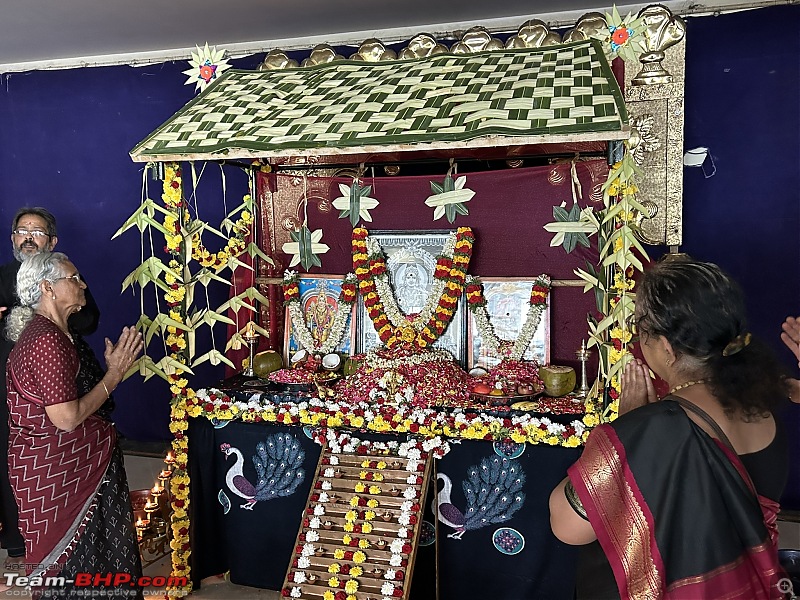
xmin=130 ymin=40 xmax=629 ymax=163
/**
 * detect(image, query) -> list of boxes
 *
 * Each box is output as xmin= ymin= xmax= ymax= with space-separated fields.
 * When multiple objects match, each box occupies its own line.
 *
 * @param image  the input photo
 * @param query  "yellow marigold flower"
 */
xmin=333 ymin=549 xmax=345 ymax=560
xmin=364 ymin=510 xmax=376 ymax=520
xmin=583 ymin=413 xmax=600 ymax=427
xmin=353 ymin=551 xmax=366 ymax=564
xmin=344 ymin=580 xmax=359 ymax=594
xmin=361 ymin=460 xmax=370 ymax=468
xmin=345 ymin=510 xmax=358 ymax=522
xmin=610 ymin=327 xmax=632 ymax=344
xmin=376 ymin=461 xmax=387 ymax=469
xmin=328 ymin=576 xmax=340 ymax=588
xmin=241 ymin=211 xmax=252 ymax=223
xmin=368 ymin=486 xmax=381 ymax=495
xmin=323 ymin=592 xmax=335 ymax=600
xmin=358 ymin=471 xmax=368 ymax=480
xmin=350 ymin=415 xmax=364 ymax=428
xmin=361 ymin=523 xmax=373 ymax=534
xmin=510 ymin=430 xmax=527 ymax=444
xmin=608 ymin=348 xmax=623 ymax=364
xmin=343 ymin=522 xmax=354 ymax=532
xmin=349 ymin=496 xmax=360 ymax=507
xmin=328 ymin=563 xmax=340 ymax=574
xmin=342 ymin=534 xmax=352 ymax=545
xmin=373 ymin=473 xmax=384 ymax=482
xmin=358 ymin=539 xmax=370 ymax=549
xmin=366 ymin=500 xmax=378 ymax=509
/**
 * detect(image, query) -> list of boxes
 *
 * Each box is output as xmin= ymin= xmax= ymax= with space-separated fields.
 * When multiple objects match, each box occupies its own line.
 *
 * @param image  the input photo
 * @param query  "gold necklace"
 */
xmin=668 ymin=379 xmax=706 ymax=395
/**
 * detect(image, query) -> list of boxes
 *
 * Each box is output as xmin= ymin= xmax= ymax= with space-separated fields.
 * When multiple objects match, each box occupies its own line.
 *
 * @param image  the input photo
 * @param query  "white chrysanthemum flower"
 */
xmin=306 ymin=530 xmax=319 ymax=542
xmin=309 ymin=517 xmax=321 ymax=529
xmin=397 ymin=527 xmax=409 ymax=539
xmin=381 ymin=582 xmax=395 ymax=596
xmin=329 ymin=456 xmax=339 ymax=466
xmin=403 ymin=487 xmax=417 ymax=499
xmin=390 ymin=539 xmax=404 ymax=554
xmin=291 ymin=586 xmax=302 ymax=598
xmin=301 ymin=544 xmax=315 ymax=557
xmin=322 ymin=481 xmax=332 ymax=490
xmin=384 ymin=569 xmax=396 ymax=580
xmin=298 ymin=557 xmax=311 ymax=569
xmin=314 ymin=505 xmax=325 ymax=516
xmin=292 ymin=571 xmax=306 ymax=584
xmin=389 ymin=555 xmax=403 ymax=567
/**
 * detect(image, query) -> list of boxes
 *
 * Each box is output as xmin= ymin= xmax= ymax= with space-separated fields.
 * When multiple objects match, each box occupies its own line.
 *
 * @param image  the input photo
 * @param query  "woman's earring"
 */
xmin=51 ymin=294 xmax=56 ymax=300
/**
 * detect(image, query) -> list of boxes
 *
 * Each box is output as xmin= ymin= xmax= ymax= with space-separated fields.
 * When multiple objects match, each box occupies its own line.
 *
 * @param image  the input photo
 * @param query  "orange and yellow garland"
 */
xmin=352 ymin=227 xmax=474 ymax=351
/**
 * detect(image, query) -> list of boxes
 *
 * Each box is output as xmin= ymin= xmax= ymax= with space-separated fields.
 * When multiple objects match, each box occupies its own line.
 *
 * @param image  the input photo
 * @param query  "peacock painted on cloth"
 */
xmin=220 ymin=432 xmax=306 ymax=510
xmin=433 ymin=455 xmax=526 ymax=539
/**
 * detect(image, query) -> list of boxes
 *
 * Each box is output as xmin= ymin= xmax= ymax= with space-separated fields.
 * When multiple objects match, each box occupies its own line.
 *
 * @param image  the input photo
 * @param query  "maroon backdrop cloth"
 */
xmin=256 ymin=160 xmax=608 ymax=367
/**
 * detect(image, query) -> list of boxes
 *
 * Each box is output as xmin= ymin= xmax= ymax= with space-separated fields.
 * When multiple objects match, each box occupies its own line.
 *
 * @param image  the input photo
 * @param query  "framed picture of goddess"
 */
xmin=283 ymin=275 xmax=356 ymax=364
xmin=355 ymin=230 xmax=468 ymax=365
xmin=467 ymin=277 xmax=551 ymax=369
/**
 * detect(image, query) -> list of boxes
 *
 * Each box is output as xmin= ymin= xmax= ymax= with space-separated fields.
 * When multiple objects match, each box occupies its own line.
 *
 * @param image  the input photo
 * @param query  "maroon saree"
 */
xmin=568 ymin=398 xmax=784 ymax=599
xmin=6 ymin=315 xmax=114 ymax=576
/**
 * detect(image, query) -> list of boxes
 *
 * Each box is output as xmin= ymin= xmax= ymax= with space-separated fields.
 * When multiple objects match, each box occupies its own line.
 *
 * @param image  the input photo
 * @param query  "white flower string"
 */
xmin=367 ymin=232 xmax=456 ymax=330
xmin=466 ymin=275 xmax=551 ymax=360
xmin=283 ymin=271 xmax=357 ymax=355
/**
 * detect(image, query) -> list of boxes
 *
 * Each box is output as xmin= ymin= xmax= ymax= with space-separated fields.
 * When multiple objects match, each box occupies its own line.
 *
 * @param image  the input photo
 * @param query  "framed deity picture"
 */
xmin=283 ymin=274 xmax=357 ymax=364
xmin=355 ymin=230 xmax=468 ymax=365
xmin=467 ymin=277 xmax=551 ymax=369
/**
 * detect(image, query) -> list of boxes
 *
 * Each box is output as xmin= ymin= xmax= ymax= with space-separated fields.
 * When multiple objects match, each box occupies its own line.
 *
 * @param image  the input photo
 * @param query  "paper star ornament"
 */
xmin=425 ymin=174 xmax=474 ymax=223
xmin=332 ymin=181 xmax=379 ymax=226
xmin=183 ymin=43 xmax=232 ymax=92
xmin=282 ymin=226 xmax=329 ymax=269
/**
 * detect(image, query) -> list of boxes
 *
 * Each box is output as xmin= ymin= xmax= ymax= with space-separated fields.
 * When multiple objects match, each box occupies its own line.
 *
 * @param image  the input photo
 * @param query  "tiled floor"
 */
xmin=3 ymin=452 xmax=799 ymax=598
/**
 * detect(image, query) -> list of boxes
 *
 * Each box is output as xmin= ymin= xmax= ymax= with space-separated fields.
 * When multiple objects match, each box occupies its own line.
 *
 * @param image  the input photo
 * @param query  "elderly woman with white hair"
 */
xmin=5 ymin=252 xmax=143 ymax=597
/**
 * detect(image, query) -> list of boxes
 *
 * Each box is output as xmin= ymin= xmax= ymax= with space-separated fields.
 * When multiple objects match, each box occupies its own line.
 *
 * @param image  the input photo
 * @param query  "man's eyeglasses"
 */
xmin=13 ymin=229 xmax=50 ymax=238
xmin=51 ymin=274 xmax=83 ymax=284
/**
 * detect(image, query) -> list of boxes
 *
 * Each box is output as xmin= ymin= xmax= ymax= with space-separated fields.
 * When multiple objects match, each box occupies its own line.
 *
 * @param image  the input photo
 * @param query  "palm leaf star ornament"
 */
xmin=332 ymin=180 xmax=379 ymax=226
xmin=282 ymin=226 xmax=329 ymax=270
xmin=183 ymin=43 xmax=232 ymax=92
xmin=425 ymin=173 xmax=475 ymax=223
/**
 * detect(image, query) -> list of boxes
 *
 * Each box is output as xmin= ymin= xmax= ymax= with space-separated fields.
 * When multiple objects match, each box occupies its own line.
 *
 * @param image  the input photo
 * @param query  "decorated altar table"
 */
xmin=186 ymin=383 xmax=585 ymax=599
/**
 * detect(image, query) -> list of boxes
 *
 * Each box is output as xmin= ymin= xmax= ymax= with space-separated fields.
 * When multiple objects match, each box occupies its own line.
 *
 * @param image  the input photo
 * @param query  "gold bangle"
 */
xmin=101 ymin=381 xmax=110 ymax=399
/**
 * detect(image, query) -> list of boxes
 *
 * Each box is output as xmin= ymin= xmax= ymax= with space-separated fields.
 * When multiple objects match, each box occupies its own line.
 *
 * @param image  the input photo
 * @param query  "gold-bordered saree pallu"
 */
xmin=568 ymin=399 xmax=784 ymax=599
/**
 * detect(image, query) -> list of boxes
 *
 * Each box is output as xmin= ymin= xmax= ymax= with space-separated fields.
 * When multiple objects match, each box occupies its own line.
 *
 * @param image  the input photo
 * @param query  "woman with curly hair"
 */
xmin=550 ymin=255 xmax=790 ymax=599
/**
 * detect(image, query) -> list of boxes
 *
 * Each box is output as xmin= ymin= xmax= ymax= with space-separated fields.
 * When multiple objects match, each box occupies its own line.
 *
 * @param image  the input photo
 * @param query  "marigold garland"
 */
xmin=160 ymin=163 xmax=193 ymax=595
xmin=465 ymin=274 xmax=551 ymax=361
xmin=283 ymin=271 xmax=358 ymax=355
xmin=189 ymin=388 xmax=588 ymax=448
xmin=352 ymin=227 xmax=474 ymax=351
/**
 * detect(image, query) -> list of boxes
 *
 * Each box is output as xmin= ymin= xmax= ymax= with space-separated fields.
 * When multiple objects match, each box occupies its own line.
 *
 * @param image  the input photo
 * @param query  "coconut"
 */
xmin=321 ymin=353 xmax=342 ymax=371
xmin=290 ymin=349 xmax=308 ymax=365
xmin=468 ymin=366 xmax=489 ymax=378
xmin=253 ymin=350 xmax=283 ymax=378
xmin=540 ymin=365 xmax=576 ymax=397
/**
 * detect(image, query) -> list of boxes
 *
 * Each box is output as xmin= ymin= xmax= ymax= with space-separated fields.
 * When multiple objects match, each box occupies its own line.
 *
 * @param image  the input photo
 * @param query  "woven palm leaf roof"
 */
xmin=131 ymin=40 xmax=628 ymax=163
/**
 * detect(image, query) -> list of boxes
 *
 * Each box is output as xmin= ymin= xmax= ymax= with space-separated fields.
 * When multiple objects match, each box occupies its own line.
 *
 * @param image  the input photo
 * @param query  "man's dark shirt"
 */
xmin=0 ymin=259 xmax=101 ymax=364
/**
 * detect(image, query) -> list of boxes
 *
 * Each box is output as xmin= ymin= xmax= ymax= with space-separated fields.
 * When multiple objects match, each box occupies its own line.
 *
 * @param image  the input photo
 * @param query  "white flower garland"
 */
xmin=286 ymin=272 xmax=356 ymax=355
xmin=469 ymin=275 xmax=551 ymax=361
xmin=367 ymin=231 xmax=457 ymax=329
xmin=364 ymin=347 xmax=454 ymax=371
